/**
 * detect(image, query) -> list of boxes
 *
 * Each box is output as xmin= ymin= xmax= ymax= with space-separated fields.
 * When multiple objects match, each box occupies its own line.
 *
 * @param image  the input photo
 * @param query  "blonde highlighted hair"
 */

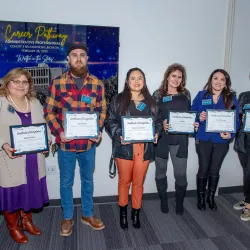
xmin=0 ymin=68 xmax=36 ymax=99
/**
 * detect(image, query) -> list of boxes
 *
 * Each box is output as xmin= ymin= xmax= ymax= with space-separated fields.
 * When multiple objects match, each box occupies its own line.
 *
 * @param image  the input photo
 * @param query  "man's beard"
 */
xmin=69 ymin=62 xmax=88 ymax=78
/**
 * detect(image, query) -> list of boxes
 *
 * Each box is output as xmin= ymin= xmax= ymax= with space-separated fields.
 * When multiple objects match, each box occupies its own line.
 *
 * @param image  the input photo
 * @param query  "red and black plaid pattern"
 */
xmin=44 ymin=72 xmax=107 ymax=152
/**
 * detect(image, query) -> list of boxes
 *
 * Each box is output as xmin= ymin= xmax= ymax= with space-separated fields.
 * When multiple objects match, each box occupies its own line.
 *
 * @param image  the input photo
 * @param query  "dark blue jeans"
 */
xmin=58 ymin=146 xmax=96 ymax=219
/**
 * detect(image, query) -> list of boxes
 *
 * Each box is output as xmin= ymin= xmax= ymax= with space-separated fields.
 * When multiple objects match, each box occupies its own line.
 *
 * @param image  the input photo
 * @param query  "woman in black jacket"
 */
xmin=234 ymin=91 xmax=250 ymax=221
xmin=105 ymin=68 xmax=161 ymax=229
xmin=153 ymin=63 xmax=198 ymax=215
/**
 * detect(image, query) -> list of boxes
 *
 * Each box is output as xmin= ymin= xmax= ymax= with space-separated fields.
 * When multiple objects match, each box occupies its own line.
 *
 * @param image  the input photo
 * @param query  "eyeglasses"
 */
xmin=12 ymin=80 xmax=29 ymax=86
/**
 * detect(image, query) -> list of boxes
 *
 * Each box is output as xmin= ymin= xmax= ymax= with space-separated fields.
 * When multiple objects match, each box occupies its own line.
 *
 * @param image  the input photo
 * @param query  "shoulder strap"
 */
xmin=109 ymin=154 xmax=117 ymax=178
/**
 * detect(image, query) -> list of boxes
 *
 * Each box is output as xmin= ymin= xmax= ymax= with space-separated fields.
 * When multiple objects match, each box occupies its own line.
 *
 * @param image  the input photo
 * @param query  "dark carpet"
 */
xmin=0 ymin=193 xmax=250 ymax=250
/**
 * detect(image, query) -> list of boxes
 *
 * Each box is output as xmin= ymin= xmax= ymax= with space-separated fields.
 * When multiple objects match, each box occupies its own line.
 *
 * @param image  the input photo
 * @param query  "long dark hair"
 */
xmin=203 ymin=69 xmax=235 ymax=109
xmin=157 ymin=63 xmax=190 ymax=99
xmin=120 ymin=67 xmax=156 ymax=115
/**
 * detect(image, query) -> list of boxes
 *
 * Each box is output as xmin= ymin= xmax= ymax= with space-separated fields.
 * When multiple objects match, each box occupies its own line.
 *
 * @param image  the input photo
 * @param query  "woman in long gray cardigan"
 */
xmin=0 ymin=68 xmax=51 ymax=244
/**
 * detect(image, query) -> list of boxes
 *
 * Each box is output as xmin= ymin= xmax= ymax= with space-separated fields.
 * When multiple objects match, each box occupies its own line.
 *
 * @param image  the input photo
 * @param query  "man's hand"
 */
xmin=60 ymin=132 xmax=73 ymax=143
xmin=90 ymin=132 xmax=102 ymax=143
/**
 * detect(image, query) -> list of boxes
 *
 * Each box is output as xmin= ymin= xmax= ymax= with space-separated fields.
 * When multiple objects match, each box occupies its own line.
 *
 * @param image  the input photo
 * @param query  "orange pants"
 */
xmin=116 ymin=144 xmax=149 ymax=209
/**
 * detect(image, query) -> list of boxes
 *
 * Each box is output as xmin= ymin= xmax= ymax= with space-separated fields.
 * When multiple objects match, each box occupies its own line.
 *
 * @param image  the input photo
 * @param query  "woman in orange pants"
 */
xmin=116 ymin=144 xmax=149 ymax=210
xmin=105 ymin=68 xmax=162 ymax=229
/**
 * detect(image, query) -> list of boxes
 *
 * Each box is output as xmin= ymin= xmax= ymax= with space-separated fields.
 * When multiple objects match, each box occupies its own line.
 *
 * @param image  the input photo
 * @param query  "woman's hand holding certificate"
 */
xmin=199 ymin=111 xmax=206 ymax=121
xmin=10 ymin=123 xmax=49 ymax=156
xmin=220 ymin=132 xmax=231 ymax=140
xmin=168 ymin=111 xmax=197 ymax=134
xmin=206 ymin=110 xmax=236 ymax=133
xmin=122 ymin=117 xmax=154 ymax=142
xmin=2 ymin=143 xmax=20 ymax=159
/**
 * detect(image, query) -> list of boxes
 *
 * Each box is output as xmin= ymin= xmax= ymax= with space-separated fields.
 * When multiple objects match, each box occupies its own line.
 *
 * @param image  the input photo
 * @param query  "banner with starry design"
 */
xmin=0 ymin=21 xmax=119 ymax=106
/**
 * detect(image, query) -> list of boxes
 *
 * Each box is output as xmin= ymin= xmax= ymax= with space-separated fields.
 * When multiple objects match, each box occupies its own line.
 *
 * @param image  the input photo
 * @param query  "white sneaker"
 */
xmin=241 ymin=208 xmax=250 ymax=221
xmin=233 ymin=200 xmax=246 ymax=210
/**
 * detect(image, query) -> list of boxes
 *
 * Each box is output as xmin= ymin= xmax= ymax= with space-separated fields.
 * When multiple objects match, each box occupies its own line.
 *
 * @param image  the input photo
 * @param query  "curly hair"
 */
xmin=0 ymin=68 xmax=36 ymax=100
xmin=157 ymin=63 xmax=190 ymax=99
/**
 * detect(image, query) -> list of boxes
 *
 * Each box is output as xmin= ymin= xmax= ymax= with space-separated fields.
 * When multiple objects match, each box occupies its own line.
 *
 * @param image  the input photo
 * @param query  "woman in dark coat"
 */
xmin=105 ymin=68 xmax=161 ymax=229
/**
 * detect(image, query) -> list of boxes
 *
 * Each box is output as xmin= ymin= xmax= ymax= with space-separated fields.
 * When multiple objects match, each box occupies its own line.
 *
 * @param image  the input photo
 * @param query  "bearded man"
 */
xmin=44 ymin=43 xmax=106 ymax=236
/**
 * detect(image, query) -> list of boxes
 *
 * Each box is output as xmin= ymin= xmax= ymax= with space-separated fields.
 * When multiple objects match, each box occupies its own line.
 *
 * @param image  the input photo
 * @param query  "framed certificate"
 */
xmin=206 ymin=109 xmax=236 ymax=133
xmin=64 ymin=111 xmax=99 ymax=139
xmin=10 ymin=123 xmax=49 ymax=156
xmin=243 ymin=110 xmax=250 ymax=133
xmin=121 ymin=116 xmax=155 ymax=143
xmin=168 ymin=111 xmax=197 ymax=134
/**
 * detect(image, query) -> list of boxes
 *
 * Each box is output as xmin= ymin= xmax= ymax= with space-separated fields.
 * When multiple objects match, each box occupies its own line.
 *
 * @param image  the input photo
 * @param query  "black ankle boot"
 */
xmin=155 ymin=177 xmax=169 ymax=214
xmin=175 ymin=183 xmax=187 ymax=215
xmin=197 ymin=192 xmax=206 ymax=210
xmin=131 ymin=208 xmax=140 ymax=229
xmin=206 ymin=176 xmax=219 ymax=211
xmin=197 ymin=176 xmax=207 ymax=210
xmin=119 ymin=205 xmax=128 ymax=229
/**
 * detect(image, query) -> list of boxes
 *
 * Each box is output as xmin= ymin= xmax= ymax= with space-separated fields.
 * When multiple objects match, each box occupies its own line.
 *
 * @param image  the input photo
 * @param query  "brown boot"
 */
xmin=3 ymin=210 xmax=28 ymax=244
xmin=20 ymin=210 xmax=41 ymax=236
xmin=81 ymin=216 xmax=105 ymax=230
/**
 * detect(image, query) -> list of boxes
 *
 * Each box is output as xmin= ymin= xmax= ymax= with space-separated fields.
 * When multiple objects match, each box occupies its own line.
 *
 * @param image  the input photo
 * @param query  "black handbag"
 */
xmin=234 ymin=125 xmax=247 ymax=153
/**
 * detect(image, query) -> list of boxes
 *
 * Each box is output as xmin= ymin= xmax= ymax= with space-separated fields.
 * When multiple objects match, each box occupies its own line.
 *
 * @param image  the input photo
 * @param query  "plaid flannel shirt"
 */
xmin=44 ymin=71 xmax=107 ymax=152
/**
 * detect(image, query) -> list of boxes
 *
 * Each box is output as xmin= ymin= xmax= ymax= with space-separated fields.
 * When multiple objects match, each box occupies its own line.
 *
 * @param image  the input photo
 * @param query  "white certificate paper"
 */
xmin=122 ymin=117 xmax=154 ymax=142
xmin=206 ymin=110 xmax=236 ymax=133
xmin=243 ymin=111 xmax=250 ymax=132
xmin=64 ymin=112 xmax=99 ymax=139
xmin=168 ymin=111 xmax=197 ymax=134
xmin=11 ymin=124 xmax=48 ymax=155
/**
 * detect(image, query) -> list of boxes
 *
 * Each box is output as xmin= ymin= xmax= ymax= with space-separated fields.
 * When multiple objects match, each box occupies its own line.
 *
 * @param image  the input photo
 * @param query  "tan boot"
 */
xmin=3 ymin=210 xmax=28 ymax=244
xmin=60 ymin=219 xmax=74 ymax=236
xmin=20 ymin=210 xmax=41 ymax=236
xmin=81 ymin=216 xmax=105 ymax=230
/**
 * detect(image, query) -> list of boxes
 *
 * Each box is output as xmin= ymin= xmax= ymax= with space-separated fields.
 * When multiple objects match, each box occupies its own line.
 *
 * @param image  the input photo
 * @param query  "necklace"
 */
xmin=8 ymin=95 xmax=29 ymax=114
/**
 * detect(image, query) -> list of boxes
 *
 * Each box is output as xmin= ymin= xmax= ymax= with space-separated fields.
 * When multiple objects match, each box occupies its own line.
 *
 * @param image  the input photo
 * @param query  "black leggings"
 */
xmin=195 ymin=140 xmax=229 ymax=178
xmin=238 ymin=147 xmax=250 ymax=203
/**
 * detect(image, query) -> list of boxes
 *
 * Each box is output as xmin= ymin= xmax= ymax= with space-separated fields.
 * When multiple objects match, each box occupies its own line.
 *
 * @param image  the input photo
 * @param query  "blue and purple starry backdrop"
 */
xmin=0 ymin=21 xmax=119 ymax=105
